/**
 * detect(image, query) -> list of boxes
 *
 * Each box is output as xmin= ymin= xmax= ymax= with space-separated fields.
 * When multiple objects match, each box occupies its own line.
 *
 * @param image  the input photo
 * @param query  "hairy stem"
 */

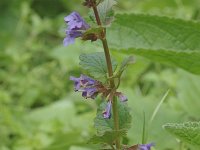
xmin=92 ymin=2 xmax=120 ymax=149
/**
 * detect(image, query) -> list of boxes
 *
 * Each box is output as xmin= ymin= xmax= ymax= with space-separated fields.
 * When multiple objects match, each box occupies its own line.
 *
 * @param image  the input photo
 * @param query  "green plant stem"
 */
xmin=101 ymin=38 xmax=115 ymax=87
xmin=92 ymin=3 xmax=120 ymax=150
xmin=92 ymin=3 xmax=102 ymax=26
xmin=112 ymin=96 xmax=120 ymax=149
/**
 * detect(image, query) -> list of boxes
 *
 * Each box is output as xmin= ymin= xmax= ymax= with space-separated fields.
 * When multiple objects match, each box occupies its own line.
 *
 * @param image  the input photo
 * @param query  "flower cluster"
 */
xmin=70 ymin=75 xmax=99 ymax=99
xmin=70 ymin=74 xmax=128 ymax=119
xmin=63 ymin=12 xmax=90 ymax=46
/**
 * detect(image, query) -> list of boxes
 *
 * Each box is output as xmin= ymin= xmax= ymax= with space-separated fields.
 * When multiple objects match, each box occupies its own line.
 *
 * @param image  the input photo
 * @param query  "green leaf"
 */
xmin=97 ymin=0 xmax=117 ymax=26
xmin=94 ymin=101 xmax=132 ymax=134
xmin=89 ymin=130 xmax=127 ymax=145
xmin=107 ymin=14 xmax=200 ymax=75
xmin=163 ymin=122 xmax=200 ymax=147
xmin=79 ymin=52 xmax=117 ymax=79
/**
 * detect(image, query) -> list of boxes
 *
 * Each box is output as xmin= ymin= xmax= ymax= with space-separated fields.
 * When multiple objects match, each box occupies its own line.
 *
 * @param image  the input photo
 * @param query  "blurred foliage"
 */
xmin=0 ymin=0 xmax=200 ymax=150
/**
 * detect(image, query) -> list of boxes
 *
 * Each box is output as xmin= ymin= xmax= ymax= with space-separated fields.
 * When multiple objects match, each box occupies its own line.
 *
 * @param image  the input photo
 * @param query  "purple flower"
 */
xmin=63 ymin=12 xmax=90 ymax=46
xmin=70 ymin=75 xmax=98 ymax=99
xmin=139 ymin=143 xmax=154 ymax=150
xmin=103 ymin=101 xmax=112 ymax=119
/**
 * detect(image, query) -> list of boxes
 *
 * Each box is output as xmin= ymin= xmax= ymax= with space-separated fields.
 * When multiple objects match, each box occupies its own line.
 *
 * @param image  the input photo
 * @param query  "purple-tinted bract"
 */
xmin=139 ymin=143 xmax=154 ymax=150
xmin=103 ymin=101 xmax=112 ymax=119
xmin=70 ymin=75 xmax=98 ymax=99
xmin=64 ymin=12 xmax=90 ymax=46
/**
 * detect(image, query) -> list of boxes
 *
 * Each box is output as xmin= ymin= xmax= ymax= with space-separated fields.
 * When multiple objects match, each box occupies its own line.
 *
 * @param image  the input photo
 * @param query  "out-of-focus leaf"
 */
xmin=51 ymin=40 xmax=103 ymax=71
xmin=43 ymin=132 xmax=83 ymax=150
xmin=26 ymin=100 xmax=75 ymax=122
xmin=176 ymin=70 xmax=200 ymax=119
xmin=124 ymin=88 xmax=188 ymax=150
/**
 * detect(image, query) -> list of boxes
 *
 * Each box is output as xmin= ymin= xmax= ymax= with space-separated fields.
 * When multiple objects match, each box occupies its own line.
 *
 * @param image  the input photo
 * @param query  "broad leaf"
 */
xmin=163 ymin=122 xmax=200 ymax=147
xmin=107 ymin=14 xmax=200 ymax=74
xmin=94 ymin=101 xmax=132 ymax=134
xmin=79 ymin=52 xmax=117 ymax=79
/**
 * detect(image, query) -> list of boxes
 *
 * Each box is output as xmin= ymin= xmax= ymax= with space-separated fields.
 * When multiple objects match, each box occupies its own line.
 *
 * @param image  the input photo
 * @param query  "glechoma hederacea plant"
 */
xmin=64 ymin=0 xmax=154 ymax=149
xmin=63 ymin=0 xmax=200 ymax=149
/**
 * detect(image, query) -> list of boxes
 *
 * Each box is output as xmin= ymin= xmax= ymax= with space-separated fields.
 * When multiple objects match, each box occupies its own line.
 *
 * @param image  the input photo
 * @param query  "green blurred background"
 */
xmin=1 ymin=0 xmax=200 ymax=149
